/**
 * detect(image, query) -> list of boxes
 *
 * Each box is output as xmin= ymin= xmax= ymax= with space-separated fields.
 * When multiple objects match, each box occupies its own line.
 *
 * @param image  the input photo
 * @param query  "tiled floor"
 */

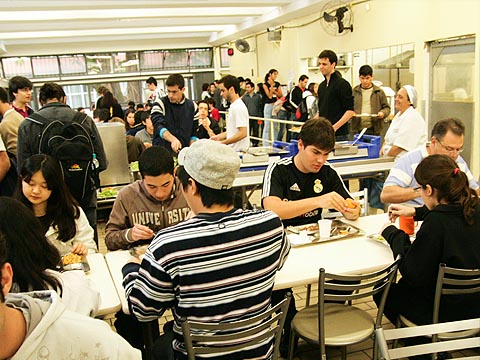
xmin=97 ymin=186 xmax=480 ymax=359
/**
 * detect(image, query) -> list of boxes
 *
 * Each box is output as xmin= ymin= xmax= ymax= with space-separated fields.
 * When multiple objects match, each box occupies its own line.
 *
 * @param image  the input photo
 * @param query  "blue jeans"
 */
xmin=276 ymin=109 xmax=289 ymax=141
xmin=360 ymin=178 xmax=386 ymax=210
xmin=262 ymin=103 xmax=281 ymax=146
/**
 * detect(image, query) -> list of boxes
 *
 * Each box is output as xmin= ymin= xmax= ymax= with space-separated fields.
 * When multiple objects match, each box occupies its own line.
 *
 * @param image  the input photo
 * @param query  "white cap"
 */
xmin=178 ymin=139 xmax=240 ymax=190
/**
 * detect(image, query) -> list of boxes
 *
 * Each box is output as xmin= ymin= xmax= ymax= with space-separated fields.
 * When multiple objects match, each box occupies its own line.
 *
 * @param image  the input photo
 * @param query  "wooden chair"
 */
xmin=376 ymin=318 xmax=480 ymax=359
xmin=287 ymin=258 xmax=400 ymax=360
xmin=396 ymin=263 xmax=480 ymax=357
xmin=180 ymin=293 xmax=291 ymax=360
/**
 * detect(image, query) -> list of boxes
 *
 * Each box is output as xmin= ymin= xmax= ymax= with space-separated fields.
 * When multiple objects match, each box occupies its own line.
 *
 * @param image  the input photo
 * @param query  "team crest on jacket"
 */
xmin=313 ymin=179 xmax=323 ymax=193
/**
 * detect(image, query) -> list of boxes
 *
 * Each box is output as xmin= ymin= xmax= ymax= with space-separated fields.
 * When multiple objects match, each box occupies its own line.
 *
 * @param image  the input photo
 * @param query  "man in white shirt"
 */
xmin=381 ymin=117 xmax=479 ymax=206
xmin=211 ymin=75 xmax=250 ymax=151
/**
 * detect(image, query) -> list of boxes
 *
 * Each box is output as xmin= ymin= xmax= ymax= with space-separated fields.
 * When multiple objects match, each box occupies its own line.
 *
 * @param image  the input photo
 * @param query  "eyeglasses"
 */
xmin=436 ymin=138 xmax=463 ymax=154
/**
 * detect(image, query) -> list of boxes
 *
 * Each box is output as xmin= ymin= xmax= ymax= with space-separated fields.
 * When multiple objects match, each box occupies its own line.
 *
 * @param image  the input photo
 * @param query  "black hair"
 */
xmin=0 ymin=197 xmax=61 ymax=292
xmin=100 ymin=91 xmax=118 ymax=108
xmin=245 ymin=81 xmax=255 ymax=88
xmin=307 ymin=82 xmax=317 ymax=94
xmin=140 ymin=110 xmax=151 ymax=123
xmin=299 ymin=118 xmax=335 ymax=151
xmin=8 ymin=76 xmax=33 ymax=99
xmin=431 ymin=117 xmax=465 ymax=139
xmin=15 ymin=154 xmax=80 ymax=242
xmin=318 ymin=49 xmax=338 ymax=66
xmin=94 ymin=108 xmax=110 ymax=122
xmin=76 ymin=107 xmax=85 ymax=112
xmin=146 ymin=76 xmax=157 ymax=86
xmin=39 ymin=82 xmax=65 ymax=104
xmin=359 ymin=65 xmax=373 ymax=77
xmin=298 ymin=74 xmax=309 ymax=82
xmin=205 ymin=97 xmax=216 ymax=107
xmin=97 ymin=86 xmax=108 ymax=95
xmin=218 ymin=75 xmax=240 ymax=94
xmin=202 ymin=83 xmax=209 ymax=91
xmin=415 ymin=154 xmax=479 ymax=225
xmin=176 ymin=166 xmax=234 ymax=207
xmin=0 ymin=87 xmax=10 ymax=103
xmin=197 ymin=100 xmax=209 ymax=109
xmin=166 ymin=74 xmax=185 ymax=89
xmin=139 ymin=146 xmax=174 ymax=177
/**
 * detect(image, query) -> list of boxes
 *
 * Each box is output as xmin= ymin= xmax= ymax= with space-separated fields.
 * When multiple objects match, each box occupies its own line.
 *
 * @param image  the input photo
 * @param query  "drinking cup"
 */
xmin=318 ymin=219 xmax=333 ymax=239
xmin=399 ymin=216 xmax=415 ymax=235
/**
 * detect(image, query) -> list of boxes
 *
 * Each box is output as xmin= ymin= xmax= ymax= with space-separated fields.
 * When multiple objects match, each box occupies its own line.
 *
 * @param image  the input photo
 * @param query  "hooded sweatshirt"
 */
xmin=6 ymin=290 xmax=140 ymax=359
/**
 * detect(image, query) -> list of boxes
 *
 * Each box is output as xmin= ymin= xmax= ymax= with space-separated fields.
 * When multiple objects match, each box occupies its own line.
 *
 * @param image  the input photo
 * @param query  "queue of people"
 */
xmin=0 ymin=51 xmax=479 ymax=360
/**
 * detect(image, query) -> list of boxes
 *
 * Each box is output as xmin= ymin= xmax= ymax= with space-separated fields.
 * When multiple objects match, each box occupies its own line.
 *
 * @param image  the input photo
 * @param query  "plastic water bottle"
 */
xmin=92 ymin=153 xmax=100 ymax=169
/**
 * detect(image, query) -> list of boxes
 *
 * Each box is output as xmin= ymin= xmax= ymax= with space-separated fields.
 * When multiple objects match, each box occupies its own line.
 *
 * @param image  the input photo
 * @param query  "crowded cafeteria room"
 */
xmin=1 ymin=1 xmax=480 ymax=359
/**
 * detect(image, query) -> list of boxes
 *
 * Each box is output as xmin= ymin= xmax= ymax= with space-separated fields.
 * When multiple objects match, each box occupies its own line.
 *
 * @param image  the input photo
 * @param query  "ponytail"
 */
xmin=415 ymin=155 xmax=479 ymax=225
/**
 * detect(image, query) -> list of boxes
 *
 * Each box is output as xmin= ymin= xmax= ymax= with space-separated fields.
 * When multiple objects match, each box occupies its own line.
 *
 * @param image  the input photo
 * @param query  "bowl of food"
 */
xmin=62 ymin=253 xmax=90 ymax=272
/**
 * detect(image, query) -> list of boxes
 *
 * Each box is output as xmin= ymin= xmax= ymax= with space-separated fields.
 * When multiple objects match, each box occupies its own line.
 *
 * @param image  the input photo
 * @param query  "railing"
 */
xmin=219 ymin=111 xmax=304 ymax=146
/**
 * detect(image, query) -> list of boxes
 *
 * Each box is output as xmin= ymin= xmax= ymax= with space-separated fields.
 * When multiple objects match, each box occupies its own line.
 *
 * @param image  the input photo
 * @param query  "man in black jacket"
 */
xmin=151 ymin=73 xmax=198 ymax=154
xmin=315 ymin=49 xmax=355 ymax=141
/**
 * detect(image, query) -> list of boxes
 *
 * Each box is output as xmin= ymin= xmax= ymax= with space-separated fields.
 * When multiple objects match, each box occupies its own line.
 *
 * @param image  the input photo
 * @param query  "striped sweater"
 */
xmin=123 ymin=208 xmax=290 ymax=359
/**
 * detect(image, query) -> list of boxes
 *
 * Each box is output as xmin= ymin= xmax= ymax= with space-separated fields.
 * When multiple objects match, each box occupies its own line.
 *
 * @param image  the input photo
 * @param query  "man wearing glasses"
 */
xmin=381 ymin=117 xmax=479 ymax=206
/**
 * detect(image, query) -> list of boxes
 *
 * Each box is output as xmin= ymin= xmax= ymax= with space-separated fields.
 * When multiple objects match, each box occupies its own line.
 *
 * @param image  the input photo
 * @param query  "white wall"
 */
xmin=228 ymin=0 xmax=480 ymax=177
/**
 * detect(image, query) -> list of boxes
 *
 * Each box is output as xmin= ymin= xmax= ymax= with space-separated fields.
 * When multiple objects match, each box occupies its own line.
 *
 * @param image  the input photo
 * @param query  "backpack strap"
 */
xmin=27 ymin=112 xmax=49 ymax=126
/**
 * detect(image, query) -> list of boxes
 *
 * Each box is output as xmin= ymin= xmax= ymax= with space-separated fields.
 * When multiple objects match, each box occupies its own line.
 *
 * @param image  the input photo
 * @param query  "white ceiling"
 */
xmin=0 ymin=0 xmax=331 ymax=53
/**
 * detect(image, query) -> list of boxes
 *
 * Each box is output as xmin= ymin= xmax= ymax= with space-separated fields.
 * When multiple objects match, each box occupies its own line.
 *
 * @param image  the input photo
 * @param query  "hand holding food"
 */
xmin=71 ymin=243 xmax=88 ymax=256
xmin=388 ymin=204 xmax=415 ymax=222
xmin=343 ymin=198 xmax=360 ymax=220
xmin=131 ymin=223 xmax=155 ymax=241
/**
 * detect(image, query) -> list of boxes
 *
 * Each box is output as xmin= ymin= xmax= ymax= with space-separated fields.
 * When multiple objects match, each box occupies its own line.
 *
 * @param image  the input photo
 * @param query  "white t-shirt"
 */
xmin=383 ymin=106 xmax=427 ymax=159
xmin=226 ymin=98 xmax=250 ymax=151
xmin=0 ymin=136 xmax=6 ymax=151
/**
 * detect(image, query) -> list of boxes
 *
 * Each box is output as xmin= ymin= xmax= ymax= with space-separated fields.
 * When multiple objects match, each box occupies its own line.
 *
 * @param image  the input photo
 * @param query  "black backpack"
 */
xmin=28 ymin=112 xmax=99 ymax=207
xmin=295 ymin=95 xmax=313 ymax=122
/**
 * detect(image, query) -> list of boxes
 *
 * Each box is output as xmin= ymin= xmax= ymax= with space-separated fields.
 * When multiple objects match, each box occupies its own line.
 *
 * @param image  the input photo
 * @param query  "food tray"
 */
xmin=129 ymin=244 xmax=149 ymax=259
xmin=286 ymin=220 xmax=364 ymax=247
xmin=97 ymin=187 xmax=119 ymax=199
xmin=62 ymin=254 xmax=90 ymax=273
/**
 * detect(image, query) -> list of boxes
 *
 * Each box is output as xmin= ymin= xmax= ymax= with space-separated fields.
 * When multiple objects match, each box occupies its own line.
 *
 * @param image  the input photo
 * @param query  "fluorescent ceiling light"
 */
xmin=0 ymin=25 xmax=228 ymax=40
xmin=1 ymin=7 xmax=276 ymax=21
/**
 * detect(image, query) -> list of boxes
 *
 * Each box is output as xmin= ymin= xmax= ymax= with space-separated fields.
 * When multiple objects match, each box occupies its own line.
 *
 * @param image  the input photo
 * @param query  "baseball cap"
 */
xmin=177 ymin=139 xmax=241 ymax=190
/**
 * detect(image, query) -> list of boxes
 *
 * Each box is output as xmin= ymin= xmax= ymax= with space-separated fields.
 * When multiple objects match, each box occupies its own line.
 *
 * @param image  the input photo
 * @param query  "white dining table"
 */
xmin=273 ymin=213 xmax=394 ymax=290
xmin=86 ymin=253 xmax=122 ymax=317
xmin=104 ymin=213 xmax=394 ymax=314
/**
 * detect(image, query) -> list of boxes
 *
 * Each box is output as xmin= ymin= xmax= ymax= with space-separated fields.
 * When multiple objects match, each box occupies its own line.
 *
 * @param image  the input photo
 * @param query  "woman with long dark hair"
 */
xmin=15 ymin=154 xmax=97 ymax=255
xmin=99 ymin=90 xmax=124 ymax=120
xmin=0 ymin=196 xmax=99 ymax=316
xmin=376 ymin=154 xmax=480 ymax=325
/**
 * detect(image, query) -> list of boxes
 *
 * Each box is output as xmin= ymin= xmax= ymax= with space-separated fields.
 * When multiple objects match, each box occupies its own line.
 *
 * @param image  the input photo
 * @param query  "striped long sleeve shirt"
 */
xmin=123 ymin=208 xmax=290 ymax=359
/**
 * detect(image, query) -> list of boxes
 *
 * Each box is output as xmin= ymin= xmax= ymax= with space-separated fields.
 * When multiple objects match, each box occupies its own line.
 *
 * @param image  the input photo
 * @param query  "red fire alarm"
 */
xmin=227 ymin=48 xmax=234 ymax=56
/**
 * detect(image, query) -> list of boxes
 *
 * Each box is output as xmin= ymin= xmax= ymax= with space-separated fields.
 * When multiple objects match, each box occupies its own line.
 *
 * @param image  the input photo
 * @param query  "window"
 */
xmin=189 ymin=49 xmax=212 ymax=68
xmin=164 ymin=50 xmax=188 ymax=69
xmin=86 ymin=54 xmax=114 ymax=75
xmin=32 ymin=56 xmax=60 ymax=77
xmin=2 ymin=57 xmax=33 ymax=78
xmin=140 ymin=51 xmax=164 ymax=70
xmin=59 ymin=55 xmax=87 ymax=75
xmin=113 ymin=52 xmax=139 ymax=73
